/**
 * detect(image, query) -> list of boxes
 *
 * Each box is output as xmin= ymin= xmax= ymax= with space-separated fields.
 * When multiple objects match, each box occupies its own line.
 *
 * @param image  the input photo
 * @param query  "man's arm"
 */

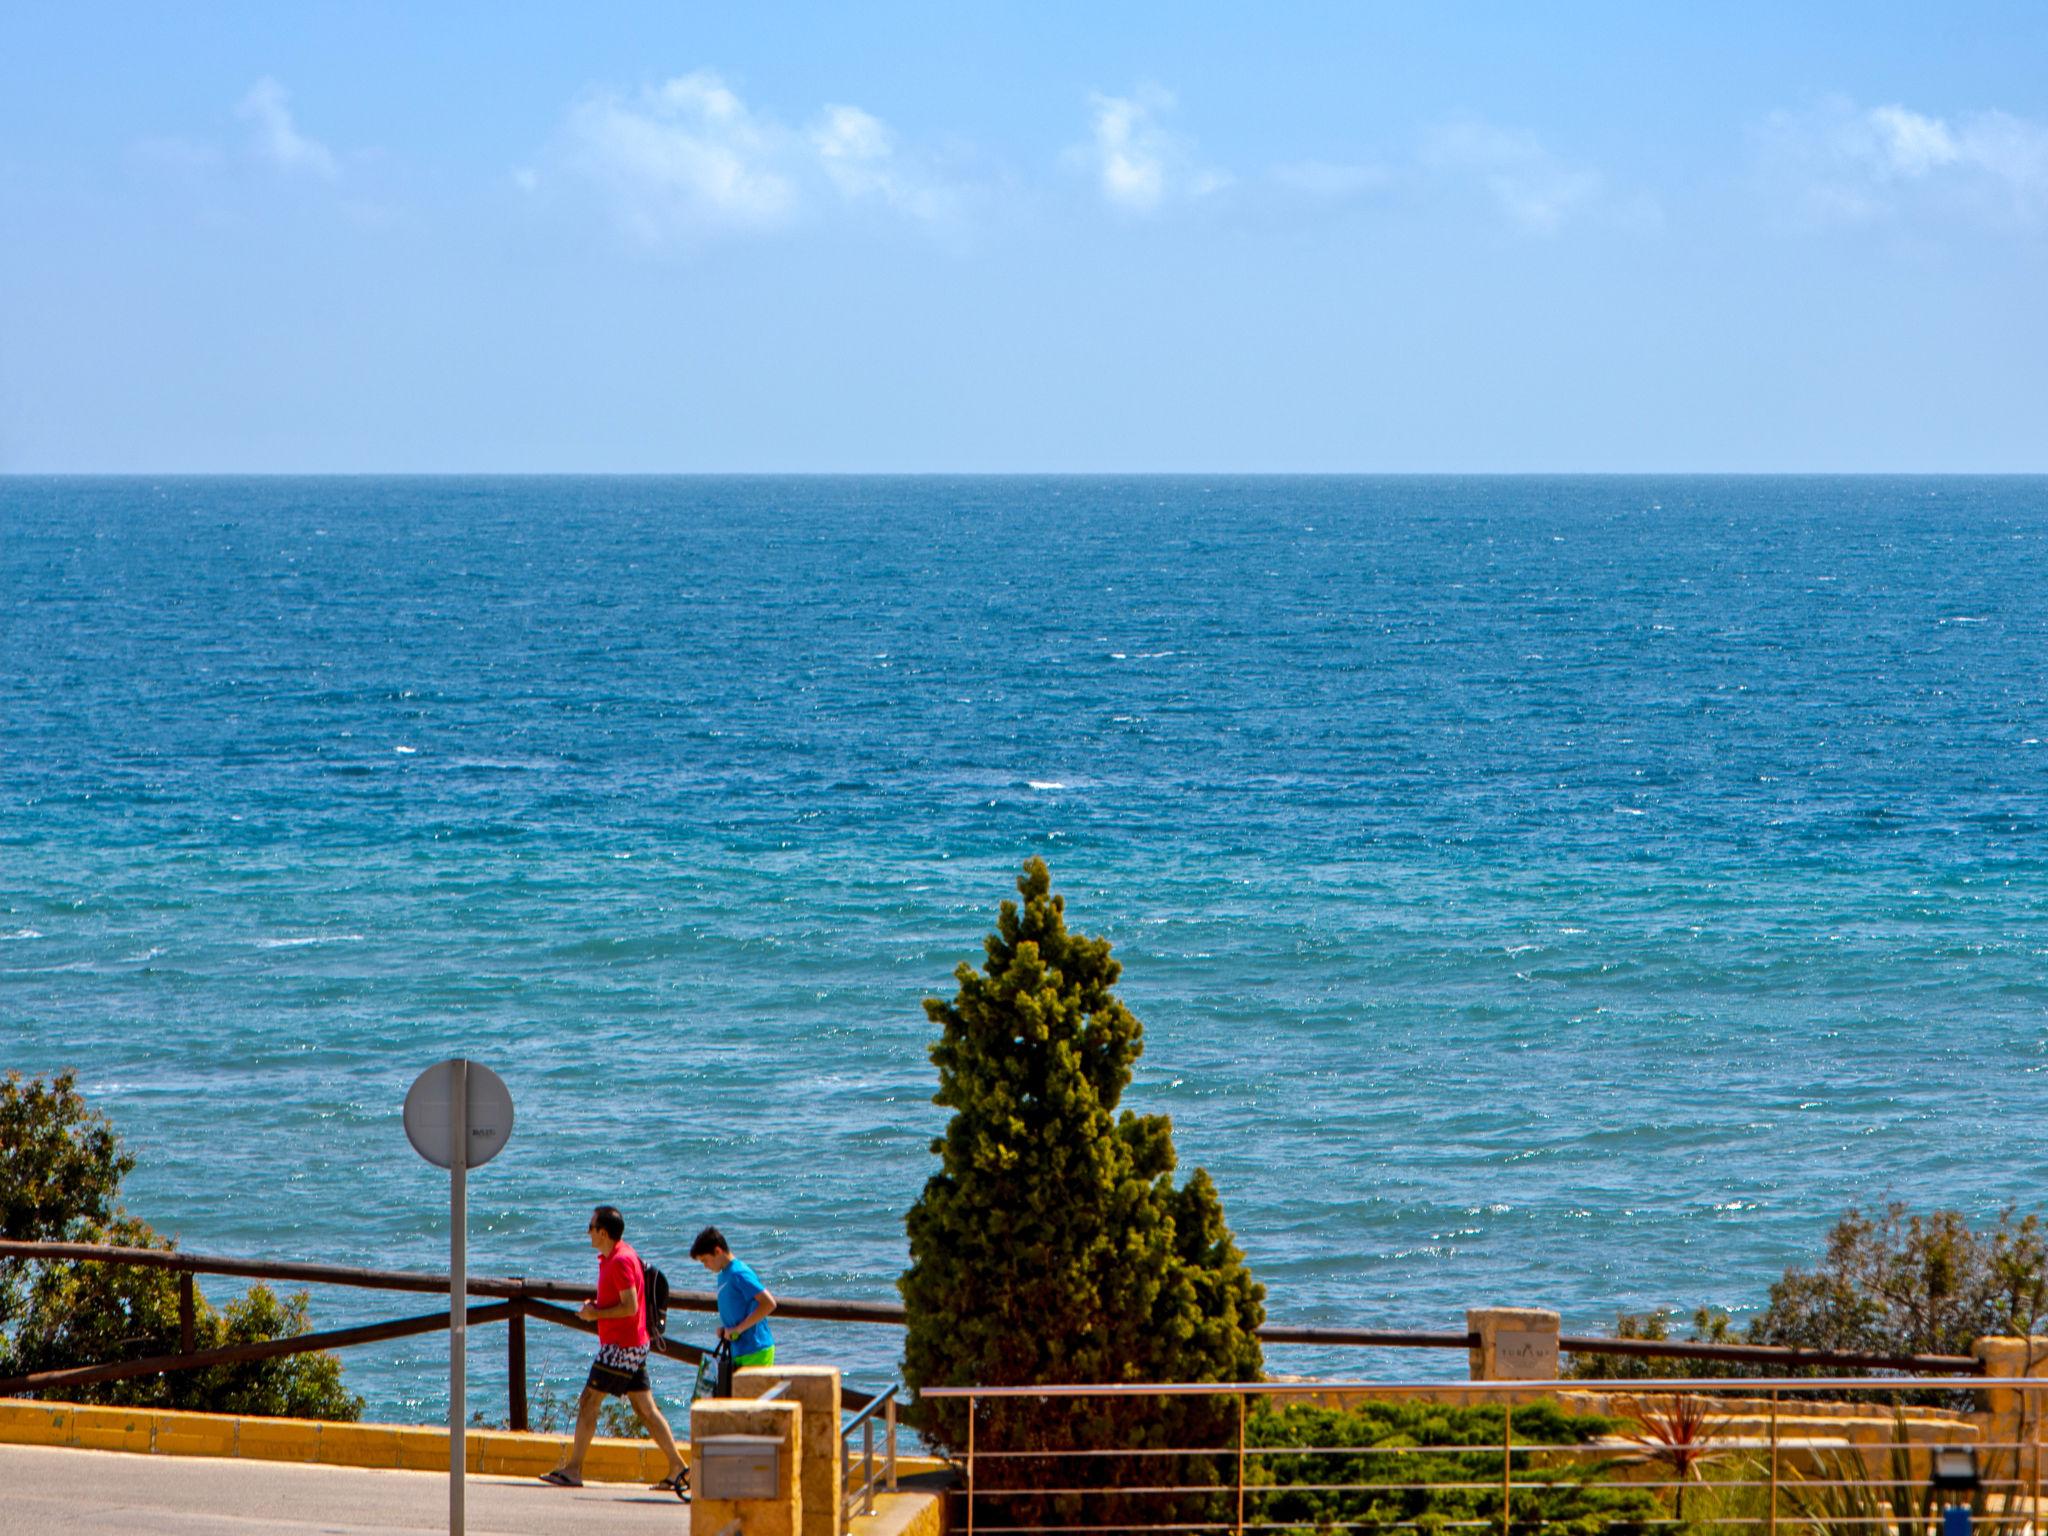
xmin=578 ymin=1284 xmax=640 ymax=1323
xmin=718 ymin=1287 xmax=777 ymax=1342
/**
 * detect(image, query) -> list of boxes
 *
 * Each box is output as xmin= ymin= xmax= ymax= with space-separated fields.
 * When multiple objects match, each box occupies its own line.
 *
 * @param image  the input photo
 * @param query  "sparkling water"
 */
xmin=5 ymin=475 xmax=2045 ymax=1421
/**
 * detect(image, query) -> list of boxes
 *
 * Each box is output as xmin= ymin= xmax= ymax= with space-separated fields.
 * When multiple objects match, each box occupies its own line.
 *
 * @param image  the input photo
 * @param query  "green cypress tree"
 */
xmin=901 ymin=860 xmax=1263 ymax=1516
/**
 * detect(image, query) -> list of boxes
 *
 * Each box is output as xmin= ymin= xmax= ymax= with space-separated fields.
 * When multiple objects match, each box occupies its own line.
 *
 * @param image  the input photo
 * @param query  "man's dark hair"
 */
xmin=592 ymin=1205 xmax=626 ymax=1241
xmin=690 ymin=1226 xmax=729 ymax=1258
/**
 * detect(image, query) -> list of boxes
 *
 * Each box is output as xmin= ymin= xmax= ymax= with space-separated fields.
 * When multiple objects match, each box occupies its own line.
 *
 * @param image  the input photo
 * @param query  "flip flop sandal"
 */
xmin=538 ymin=1469 xmax=583 ymax=1487
xmin=651 ymin=1470 xmax=691 ymax=1497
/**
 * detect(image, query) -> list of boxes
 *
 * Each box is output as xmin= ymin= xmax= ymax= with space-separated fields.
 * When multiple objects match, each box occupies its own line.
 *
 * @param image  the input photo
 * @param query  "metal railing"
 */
xmin=0 ymin=1239 xmax=1983 ymax=1387
xmin=841 ymin=1379 xmax=902 ymax=1525
xmin=0 ymin=1238 xmax=897 ymax=1424
xmin=922 ymin=1375 xmax=2044 ymax=1536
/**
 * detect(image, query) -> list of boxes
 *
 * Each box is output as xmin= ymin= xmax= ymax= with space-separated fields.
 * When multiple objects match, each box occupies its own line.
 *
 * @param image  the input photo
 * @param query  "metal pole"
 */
xmin=1768 ymin=1390 xmax=1780 ymax=1536
xmin=178 ymin=1272 xmax=196 ymax=1356
xmin=1236 ymin=1389 xmax=1247 ymax=1536
xmin=966 ymin=1395 xmax=976 ymax=1536
xmin=886 ymin=1393 xmax=898 ymax=1493
xmin=2031 ymin=1380 xmax=2041 ymax=1536
xmin=1501 ymin=1402 xmax=1513 ymax=1536
xmin=507 ymin=1302 xmax=527 ymax=1433
xmin=864 ymin=1416 xmax=877 ymax=1515
xmin=450 ymin=1059 xmax=468 ymax=1536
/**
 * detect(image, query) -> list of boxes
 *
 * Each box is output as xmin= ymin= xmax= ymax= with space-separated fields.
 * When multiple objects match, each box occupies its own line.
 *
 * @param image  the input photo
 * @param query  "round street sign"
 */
xmin=404 ymin=1059 xmax=514 ymax=1170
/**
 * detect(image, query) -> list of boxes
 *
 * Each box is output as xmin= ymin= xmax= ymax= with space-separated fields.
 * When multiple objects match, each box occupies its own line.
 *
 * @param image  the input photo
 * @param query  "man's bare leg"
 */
xmin=550 ymin=1386 xmax=604 ymax=1482
xmin=629 ymin=1388 xmax=688 ymax=1483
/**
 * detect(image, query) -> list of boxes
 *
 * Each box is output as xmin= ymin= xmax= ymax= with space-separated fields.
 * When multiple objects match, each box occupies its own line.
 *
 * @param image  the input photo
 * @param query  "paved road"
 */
xmin=1 ymin=1444 xmax=693 ymax=1535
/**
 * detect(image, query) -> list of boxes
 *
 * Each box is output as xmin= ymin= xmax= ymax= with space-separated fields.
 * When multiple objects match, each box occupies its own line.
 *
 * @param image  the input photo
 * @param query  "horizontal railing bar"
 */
xmin=0 ymin=1240 xmax=901 ymax=1325
xmin=0 ymin=1301 xmax=515 ymax=1395
xmin=927 ymin=1374 xmax=2017 ymax=1397
xmin=974 ymin=1477 xmax=2030 ymax=1495
xmin=969 ymin=1441 xmax=2031 ymax=1459
xmin=1260 ymin=1326 xmax=1476 ymax=1348
xmin=517 ymin=1299 xmax=711 ymax=1366
xmin=960 ymin=1526 xmax=2044 ymax=1536
xmin=1557 ymin=1333 xmax=1982 ymax=1373
xmin=1 ymin=1241 xmax=1991 ymax=1373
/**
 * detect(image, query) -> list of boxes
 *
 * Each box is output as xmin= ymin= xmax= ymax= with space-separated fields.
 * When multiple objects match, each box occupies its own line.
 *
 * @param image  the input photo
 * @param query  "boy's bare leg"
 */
xmin=629 ymin=1388 xmax=688 ymax=1481
xmin=552 ymin=1387 xmax=603 ymax=1480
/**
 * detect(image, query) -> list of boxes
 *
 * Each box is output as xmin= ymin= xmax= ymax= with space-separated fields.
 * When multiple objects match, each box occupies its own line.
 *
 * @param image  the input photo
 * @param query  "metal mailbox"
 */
xmin=698 ymin=1433 xmax=785 ymax=1501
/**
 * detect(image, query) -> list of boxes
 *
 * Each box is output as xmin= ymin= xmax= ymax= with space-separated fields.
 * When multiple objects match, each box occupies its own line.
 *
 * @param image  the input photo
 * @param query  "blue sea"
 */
xmin=4 ymin=476 xmax=2046 ymax=1422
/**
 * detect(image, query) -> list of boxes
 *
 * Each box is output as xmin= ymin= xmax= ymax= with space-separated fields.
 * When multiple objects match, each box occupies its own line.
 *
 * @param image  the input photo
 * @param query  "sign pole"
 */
xmin=450 ymin=1057 xmax=468 ymax=1536
xmin=404 ymin=1058 xmax=510 ymax=1536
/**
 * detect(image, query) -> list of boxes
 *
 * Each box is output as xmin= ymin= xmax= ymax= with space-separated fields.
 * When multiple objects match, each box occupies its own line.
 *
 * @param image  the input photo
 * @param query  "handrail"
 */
xmin=0 ymin=1239 xmax=1988 ymax=1377
xmin=931 ymin=1375 xmax=2040 ymax=1536
xmin=0 ymin=1302 xmax=516 ymax=1396
xmin=844 ymin=1381 xmax=902 ymax=1434
xmin=923 ymin=1374 xmax=2009 ymax=1397
xmin=842 ymin=1379 xmax=902 ymax=1527
xmin=1557 ymin=1331 xmax=1982 ymax=1373
xmin=0 ymin=1239 xmax=902 ymax=1325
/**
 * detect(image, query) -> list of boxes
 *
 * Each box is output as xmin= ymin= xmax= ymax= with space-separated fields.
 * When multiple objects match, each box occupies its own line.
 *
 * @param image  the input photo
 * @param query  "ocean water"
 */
xmin=4 ymin=475 xmax=2046 ymax=1423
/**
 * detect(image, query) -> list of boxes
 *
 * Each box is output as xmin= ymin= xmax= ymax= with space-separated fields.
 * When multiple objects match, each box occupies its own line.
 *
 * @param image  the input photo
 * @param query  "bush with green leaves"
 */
xmin=900 ymin=859 xmax=1264 ymax=1519
xmin=0 ymin=1069 xmax=361 ymax=1420
xmin=1249 ymin=1397 xmax=1661 ymax=1536
xmin=1570 ymin=1204 xmax=2048 ymax=1384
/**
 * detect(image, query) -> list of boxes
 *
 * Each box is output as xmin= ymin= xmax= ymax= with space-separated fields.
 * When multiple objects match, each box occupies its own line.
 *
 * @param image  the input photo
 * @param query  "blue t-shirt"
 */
xmin=716 ymin=1257 xmax=773 ymax=1356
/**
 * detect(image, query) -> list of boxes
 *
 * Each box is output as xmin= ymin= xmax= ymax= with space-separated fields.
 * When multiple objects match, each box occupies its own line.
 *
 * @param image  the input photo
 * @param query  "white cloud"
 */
xmin=1081 ymin=87 xmax=1226 ymax=214
xmin=553 ymin=72 xmax=951 ymax=244
xmin=564 ymin=71 xmax=796 ymax=239
xmin=1763 ymin=97 xmax=2048 ymax=224
xmin=237 ymin=78 xmax=337 ymax=178
xmin=1423 ymin=121 xmax=1601 ymax=234
xmin=811 ymin=104 xmax=949 ymax=221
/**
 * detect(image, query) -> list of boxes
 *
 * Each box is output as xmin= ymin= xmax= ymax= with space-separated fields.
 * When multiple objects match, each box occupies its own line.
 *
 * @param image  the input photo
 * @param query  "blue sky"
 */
xmin=2 ymin=3 xmax=2044 ymax=471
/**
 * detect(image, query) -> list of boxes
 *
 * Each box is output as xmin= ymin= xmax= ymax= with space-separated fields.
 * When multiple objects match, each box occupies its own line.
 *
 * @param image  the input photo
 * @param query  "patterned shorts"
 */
xmin=586 ymin=1343 xmax=650 ymax=1397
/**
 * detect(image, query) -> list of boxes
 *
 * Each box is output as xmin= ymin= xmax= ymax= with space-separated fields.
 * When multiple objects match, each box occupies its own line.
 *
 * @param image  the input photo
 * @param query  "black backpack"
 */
xmin=643 ymin=1263 xmax=671 ymax=1340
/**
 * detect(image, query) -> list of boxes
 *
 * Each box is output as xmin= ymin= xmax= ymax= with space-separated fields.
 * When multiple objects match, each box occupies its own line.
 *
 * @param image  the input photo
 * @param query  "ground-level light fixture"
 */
xmin=1930 ymin=1445 xmax=1981 ymax=1495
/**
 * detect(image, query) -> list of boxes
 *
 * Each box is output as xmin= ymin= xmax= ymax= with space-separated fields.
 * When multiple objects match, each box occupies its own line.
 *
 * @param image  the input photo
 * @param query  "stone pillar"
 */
xmin=691 ymin=1397 xmax=801 ymax=1536
xmin=736 ymin=1365 xmax=842 ymax=1536
xmin=1972 ymin=1336 xmax=2048 ymax=1487
xmin=1468 ymin=1307 xmax=1560 ymax=1382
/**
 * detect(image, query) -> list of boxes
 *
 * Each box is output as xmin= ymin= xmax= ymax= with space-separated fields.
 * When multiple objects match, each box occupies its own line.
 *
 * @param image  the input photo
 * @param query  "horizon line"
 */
xmin=7 ymin=469 xmax=2048 ymax=480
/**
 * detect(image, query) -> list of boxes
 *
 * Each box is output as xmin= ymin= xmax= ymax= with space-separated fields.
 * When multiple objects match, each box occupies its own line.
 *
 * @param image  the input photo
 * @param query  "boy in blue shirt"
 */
xmin=690 ymin=1226 xmax=777 ymax=1367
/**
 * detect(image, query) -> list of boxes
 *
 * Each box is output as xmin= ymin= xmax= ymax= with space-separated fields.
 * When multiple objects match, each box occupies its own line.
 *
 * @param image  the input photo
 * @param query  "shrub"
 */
xmin=900 ymin=859 xmax=1264 ymax=1519
xmin=0 ymin=1070 xmax=361 ymax=1420
xmin=1248 ymin=1397 xmax=1661 ymax=1536
xmin=1565 ymin=1307 xmax=1761 ymax=1381
xmin=1570 ymin=1204 xmax=2048 ymax=1384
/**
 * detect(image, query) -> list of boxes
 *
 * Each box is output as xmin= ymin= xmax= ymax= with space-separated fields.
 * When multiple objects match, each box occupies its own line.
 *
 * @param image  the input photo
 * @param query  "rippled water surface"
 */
xmin=4 ymin=476 xmax=2046 ymax=1420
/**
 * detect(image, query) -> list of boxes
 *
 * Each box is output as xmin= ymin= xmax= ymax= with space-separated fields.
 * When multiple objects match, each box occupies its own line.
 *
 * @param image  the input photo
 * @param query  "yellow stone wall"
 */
xmin=0 ymin=1396 xmax=677 ymax=1482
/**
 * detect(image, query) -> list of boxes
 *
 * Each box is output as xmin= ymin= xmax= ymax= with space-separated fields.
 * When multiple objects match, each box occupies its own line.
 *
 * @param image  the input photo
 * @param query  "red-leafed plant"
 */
xmin=1622 ymin=1394 xmax=1730 ymax=1520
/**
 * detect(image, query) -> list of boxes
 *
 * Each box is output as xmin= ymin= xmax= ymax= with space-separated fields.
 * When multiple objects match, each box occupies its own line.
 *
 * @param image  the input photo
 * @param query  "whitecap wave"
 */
xmin=1027 ymin=780 xmax=1067 ymax=791
xmin=256 ymin=934 xmax=366 ymax=949
xmin=1 ymin=928 xmax=44 ymax=941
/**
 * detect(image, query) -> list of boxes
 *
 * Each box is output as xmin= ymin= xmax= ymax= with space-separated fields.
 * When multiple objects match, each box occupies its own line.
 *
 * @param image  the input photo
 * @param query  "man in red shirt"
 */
xmin=541 ymin=1205 xmax=689 ymax=1495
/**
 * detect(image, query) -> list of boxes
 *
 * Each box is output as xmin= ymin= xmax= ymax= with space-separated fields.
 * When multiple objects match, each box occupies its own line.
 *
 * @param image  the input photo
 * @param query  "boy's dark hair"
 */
xmin=592 ymin=1205 xmax=626 ymax=1241
xmin=689 ymin=1226 xmax=729 ymax=1258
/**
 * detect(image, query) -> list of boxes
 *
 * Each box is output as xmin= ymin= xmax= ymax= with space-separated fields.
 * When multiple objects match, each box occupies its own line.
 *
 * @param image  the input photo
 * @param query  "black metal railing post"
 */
xmin=507 ymin=1299 xmax=528 ymax=1433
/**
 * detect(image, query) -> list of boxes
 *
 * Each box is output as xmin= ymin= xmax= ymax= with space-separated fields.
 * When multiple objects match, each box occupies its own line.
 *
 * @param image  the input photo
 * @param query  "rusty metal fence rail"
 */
xmin=922 ymin=1377 xmax=2043 ymax=1536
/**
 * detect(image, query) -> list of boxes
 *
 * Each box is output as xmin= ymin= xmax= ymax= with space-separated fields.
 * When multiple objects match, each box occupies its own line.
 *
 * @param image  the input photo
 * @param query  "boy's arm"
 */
xmin=578 ymin=1284 xmax=641 ymax=1323
xmin=718 ymin=1287 xmax=777 ymax=1341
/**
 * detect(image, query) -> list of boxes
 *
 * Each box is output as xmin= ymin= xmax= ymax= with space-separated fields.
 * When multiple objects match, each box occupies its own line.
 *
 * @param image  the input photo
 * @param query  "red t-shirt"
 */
xmin=595 ymin=1240 xmax=650 ymax=1349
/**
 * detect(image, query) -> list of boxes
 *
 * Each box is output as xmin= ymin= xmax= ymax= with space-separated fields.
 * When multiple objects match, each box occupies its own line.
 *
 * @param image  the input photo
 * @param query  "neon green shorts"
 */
xmin=735 ymin=1346 xmax=775 ymax=1368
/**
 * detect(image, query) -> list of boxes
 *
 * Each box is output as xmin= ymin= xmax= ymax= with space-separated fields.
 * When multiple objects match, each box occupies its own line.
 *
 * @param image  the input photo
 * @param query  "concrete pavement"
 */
xmin=0 ymin=1442 xmax=692 ymax=1535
